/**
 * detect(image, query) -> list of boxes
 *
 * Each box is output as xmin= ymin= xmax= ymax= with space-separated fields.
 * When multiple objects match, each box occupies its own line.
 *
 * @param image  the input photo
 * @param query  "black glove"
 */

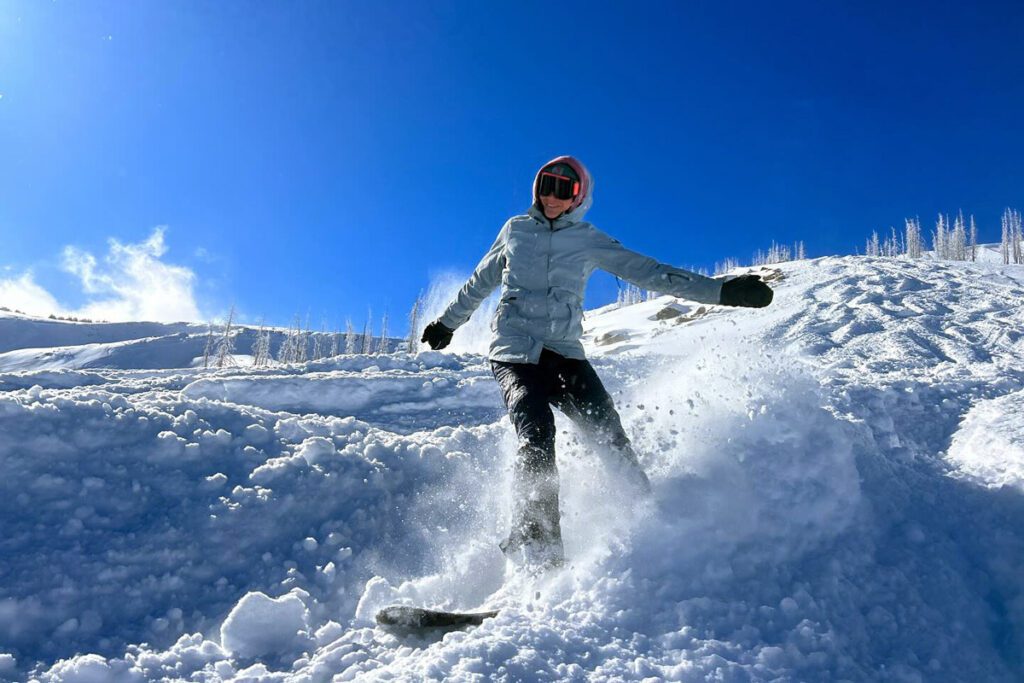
xmin=420 ymin=319 xmax=455 ymax=350
xmin=719 ymin=274 xmax=773 ymax=308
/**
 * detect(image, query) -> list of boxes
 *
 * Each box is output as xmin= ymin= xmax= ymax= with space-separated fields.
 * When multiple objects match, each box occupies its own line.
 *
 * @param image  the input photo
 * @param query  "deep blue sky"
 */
xmin=1 ymin=1 xmax=1022 ymax=331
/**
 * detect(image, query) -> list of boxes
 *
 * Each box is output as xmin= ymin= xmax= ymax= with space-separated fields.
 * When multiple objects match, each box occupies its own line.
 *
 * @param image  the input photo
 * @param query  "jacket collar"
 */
xmin=527 ymin=198 xmax=591 ymax=230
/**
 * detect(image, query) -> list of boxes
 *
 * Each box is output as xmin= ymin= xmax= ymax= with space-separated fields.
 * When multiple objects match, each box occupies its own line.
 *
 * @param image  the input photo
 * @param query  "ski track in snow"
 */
xmin=0 ymin=255 xmax=1023 ymax=681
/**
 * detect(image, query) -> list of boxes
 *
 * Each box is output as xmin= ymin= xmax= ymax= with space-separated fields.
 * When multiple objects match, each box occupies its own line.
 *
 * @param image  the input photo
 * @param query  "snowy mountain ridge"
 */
xmin=1 ymin=255 xmax=1023 ymax=681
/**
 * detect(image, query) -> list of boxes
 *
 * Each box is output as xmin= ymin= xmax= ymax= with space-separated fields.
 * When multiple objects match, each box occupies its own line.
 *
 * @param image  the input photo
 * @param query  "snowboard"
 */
xmin=375 ymin=605 xmax=499 ymax=630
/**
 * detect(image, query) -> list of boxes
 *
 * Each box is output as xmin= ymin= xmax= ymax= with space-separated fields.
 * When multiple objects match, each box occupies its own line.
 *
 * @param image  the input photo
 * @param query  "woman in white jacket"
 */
xmin=422 ymin=156 xmax=772 ymax=569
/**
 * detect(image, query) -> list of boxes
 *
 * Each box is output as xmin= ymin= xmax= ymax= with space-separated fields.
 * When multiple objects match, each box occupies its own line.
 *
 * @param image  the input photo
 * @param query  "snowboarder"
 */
xmin=421 ymin=156 xmax=772 ymax=570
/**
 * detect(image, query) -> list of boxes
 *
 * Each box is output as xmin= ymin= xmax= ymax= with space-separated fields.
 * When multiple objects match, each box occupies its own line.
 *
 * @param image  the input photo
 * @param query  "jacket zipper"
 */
xmin=546 ymin=217 xmax=553 ymax=330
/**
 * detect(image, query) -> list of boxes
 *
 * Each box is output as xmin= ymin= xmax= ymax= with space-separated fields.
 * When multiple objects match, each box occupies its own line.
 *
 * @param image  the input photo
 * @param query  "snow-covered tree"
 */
xmin=214 ymin=305 xmax=236 ymax=368
xmin=1004 ymin=208 xmax=1024 ymax=264
xmin=376 ymin=310 xmax=389 ymax=354
xmin=1001 ymin=210 xmax=1011 ymax=264
xmin=201 ymin=323 xmax=216 ymax=369
xmin=616 ymin=282 xmax=645 ymax=307
xmin=329 ymin=327 xmax=340 ymax=358
xmin=905 ymin=217 xmax=923 ymax=259
xmin=344 ymin=318 xmax=357 ymax=354
xmin=276 ymin=319 xmax=294 ymax=364
xmin=865 ymin=231 xmax=881 ymax=257
xmin=277 ymin=315 xmax=308 ymax=364
xmin=753 ymin=241 xmax=792 ymax=265
xmin=969 ymin=215 xmax=978 ymax=261
xmin=1016 ymin=212 xmax=1024 ymax=265
xmin=360 ymin=310 xmax=373 ymax=354
xmin=776 ymin=241 xmax=789 ymax=263
xmin=951 ymin=211 xmax=967 ymax=261
xmin=407 ymin=291 xmax=424 ymax=352
xmin=880 ymin=227 xmax=902 ymax=257
xmin=252 ymin=318 xmax=272 ymax=367
xmin=276 ymin=322 xmax=291 ymax=363
xmin=714 ymin=257 xmax=740 ymax=276
xmin=311 ymin=321 xmax=325 ymax=360
xmin=932 ymin=213 xmax=950 ymax=260
xmin=297 ymin=316 xmax=309 ymax=363
xmin=794 ymin=241 xmax=806 ymax=260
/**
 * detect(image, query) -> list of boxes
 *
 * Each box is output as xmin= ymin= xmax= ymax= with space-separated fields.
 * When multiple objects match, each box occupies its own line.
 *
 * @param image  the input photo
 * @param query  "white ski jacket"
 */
xmin=439 ymin=186 xmax=723 ymax=364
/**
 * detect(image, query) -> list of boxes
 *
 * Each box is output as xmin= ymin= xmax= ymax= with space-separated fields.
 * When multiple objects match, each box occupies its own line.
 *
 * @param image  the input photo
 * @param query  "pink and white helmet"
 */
xmin=533 ymin=155 xmax=592 ymax=213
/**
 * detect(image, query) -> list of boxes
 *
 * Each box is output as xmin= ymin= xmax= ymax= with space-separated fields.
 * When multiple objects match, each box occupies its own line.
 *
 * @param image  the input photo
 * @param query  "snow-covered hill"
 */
xmin=0 ymin=314 xmax=199 ymax=355
xmin=2 ymin=255 xmax=1023 ymax=681
xmin=0 ymin=313 xmax=400 ymax=374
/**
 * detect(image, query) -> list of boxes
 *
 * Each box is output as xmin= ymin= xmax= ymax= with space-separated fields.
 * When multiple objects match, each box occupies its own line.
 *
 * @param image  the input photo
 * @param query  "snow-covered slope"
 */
xmin=2 ymin=255 xmax=1024 ymax=682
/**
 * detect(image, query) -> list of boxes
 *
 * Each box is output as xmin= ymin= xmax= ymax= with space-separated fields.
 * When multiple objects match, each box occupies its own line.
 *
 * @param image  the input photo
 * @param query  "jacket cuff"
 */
xmin=438 ymin=309 xmax=462 ymax=330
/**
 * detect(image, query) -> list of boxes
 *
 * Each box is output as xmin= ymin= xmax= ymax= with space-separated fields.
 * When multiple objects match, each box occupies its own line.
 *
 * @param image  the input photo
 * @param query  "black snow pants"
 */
xmin=490 ymin=347 xmax=651 ymax=562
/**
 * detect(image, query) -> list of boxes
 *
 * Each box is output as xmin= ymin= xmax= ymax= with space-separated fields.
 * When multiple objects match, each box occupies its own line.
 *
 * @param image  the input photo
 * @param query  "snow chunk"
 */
xmin=220 ymin=590 xmax=310 ymax=659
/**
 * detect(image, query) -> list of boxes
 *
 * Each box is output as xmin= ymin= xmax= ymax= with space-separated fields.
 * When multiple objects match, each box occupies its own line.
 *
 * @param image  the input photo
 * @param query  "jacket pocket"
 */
xmin=492 ymin=297 xmax=521 ymax=333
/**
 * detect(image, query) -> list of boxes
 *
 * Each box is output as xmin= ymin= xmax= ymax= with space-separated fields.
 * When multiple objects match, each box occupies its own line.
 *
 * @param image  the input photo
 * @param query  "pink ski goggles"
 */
xmin=538 ymin=171 xmax=580 ymax=200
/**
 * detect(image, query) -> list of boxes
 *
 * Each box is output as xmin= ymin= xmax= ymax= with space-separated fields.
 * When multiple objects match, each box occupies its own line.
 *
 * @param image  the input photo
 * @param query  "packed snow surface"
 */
xmin=2 ymin=255 xmax=1024 ymax=681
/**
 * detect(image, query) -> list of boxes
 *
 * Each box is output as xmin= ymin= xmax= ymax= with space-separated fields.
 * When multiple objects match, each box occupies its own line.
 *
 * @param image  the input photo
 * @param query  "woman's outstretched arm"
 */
xmin=437 ymin=221 xmax=510 ymax=330
xmin=586 ymin=227 xmax=723 ymax=305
